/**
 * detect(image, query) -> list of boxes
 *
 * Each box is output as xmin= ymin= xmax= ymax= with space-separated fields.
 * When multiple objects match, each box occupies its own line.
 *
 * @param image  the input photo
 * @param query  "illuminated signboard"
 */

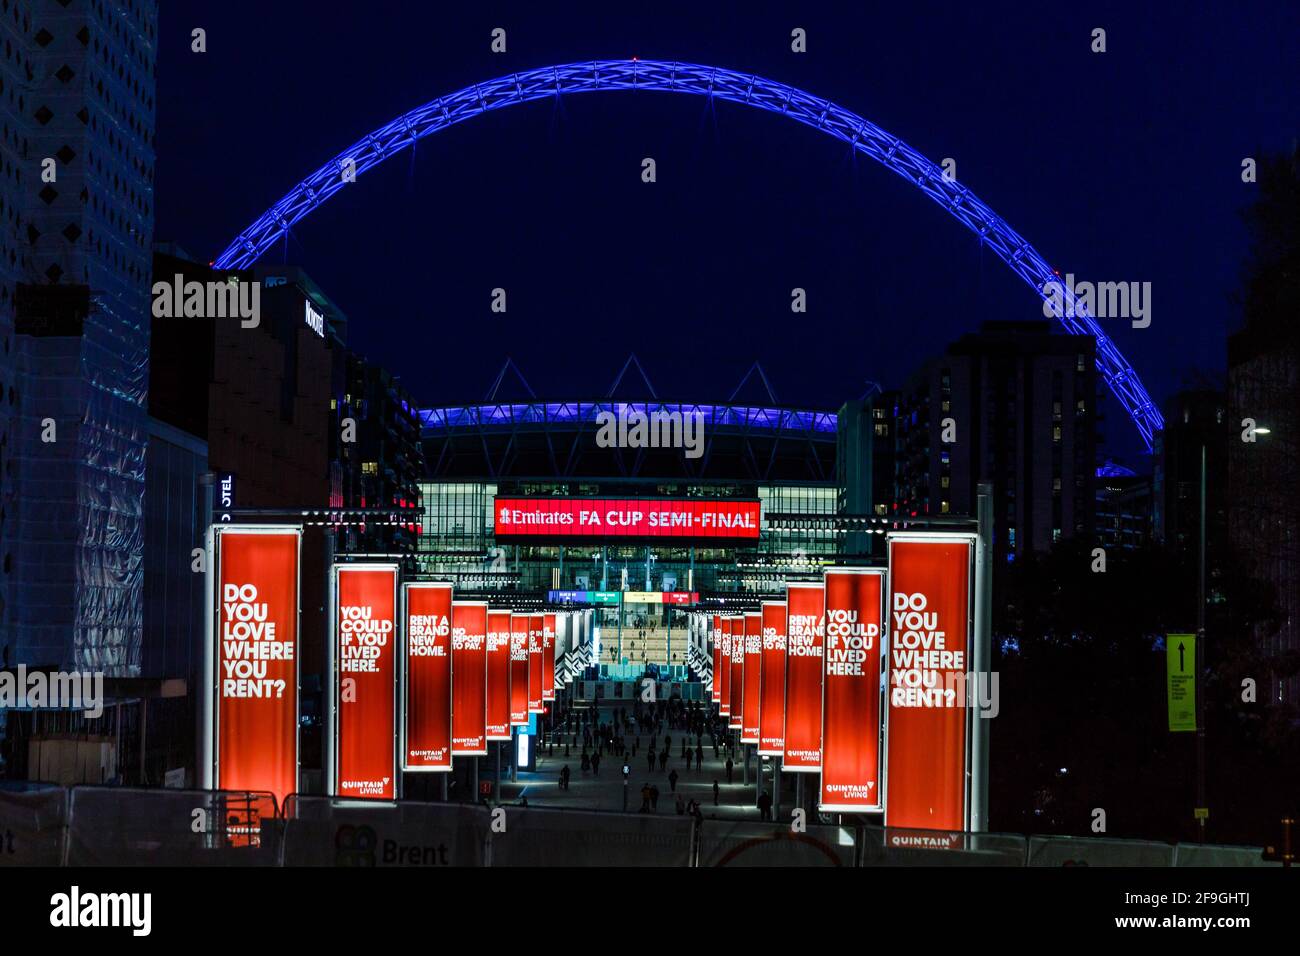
xmin=304 ymin=299 xmax=325 ymax=337
xmin=207 ymin=526 xmax=301 ymax=805
xmin=547 ymin=590 xmax=621 ymax=605
xmin=885 ymin=535 xmax=975 ymax=831
xmin=329 ymin=564 xmax=399 ymax=799
xmin=493 ymin=497 xmax=761 ymax=541
xmin=624 ymin=592 xmax=699 ymax=605
xmin=217 ymin=472 xmax=236 ymax=523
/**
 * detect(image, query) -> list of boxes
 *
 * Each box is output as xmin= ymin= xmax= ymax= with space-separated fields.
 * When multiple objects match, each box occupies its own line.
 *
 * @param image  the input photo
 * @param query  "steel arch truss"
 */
xmin=214 ymin=59 xmax=1163 ymax=448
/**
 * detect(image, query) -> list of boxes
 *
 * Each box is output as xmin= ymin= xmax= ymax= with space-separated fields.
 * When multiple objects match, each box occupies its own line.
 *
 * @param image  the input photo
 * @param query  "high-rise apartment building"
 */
xmin=5 ymin=1 xmax=157 ymax=675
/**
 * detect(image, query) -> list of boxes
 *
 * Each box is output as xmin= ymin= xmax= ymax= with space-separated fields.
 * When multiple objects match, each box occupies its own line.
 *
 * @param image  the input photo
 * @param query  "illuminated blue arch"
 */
xmin=214 ymin=59 xmax=1162 ymax=447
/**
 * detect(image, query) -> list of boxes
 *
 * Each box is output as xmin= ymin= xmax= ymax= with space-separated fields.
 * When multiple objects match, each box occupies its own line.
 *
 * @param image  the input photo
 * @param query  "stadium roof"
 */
xmin=419 ymin=356 xmax=839 ymax=438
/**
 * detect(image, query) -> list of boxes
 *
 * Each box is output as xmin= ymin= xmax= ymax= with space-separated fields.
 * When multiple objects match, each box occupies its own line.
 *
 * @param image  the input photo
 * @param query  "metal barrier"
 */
xmin=280 ymin=794 xmax=487 ymax=866
xmin=1027 ymin=834 xmax=1177 ymax=867
xmin=0 ymin=781 xmax=68 ymax=866
xmin=64 ymin=786 xmax=280 ymax=866
xmin=863 ymin=826 xmax=1027 ymax=866
xmin=487 ymin=806 xmax=693 ymax=867
xmin=0 ymin=782 xmax=1281 ymax=866
xmin=1173 ymin=842 xmax=1279 ymax=867
xmin=696 ymin=820 xmax=857 ymax=867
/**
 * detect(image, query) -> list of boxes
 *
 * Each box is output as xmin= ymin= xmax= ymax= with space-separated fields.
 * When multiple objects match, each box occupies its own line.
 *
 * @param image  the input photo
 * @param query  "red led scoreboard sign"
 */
xmin=493 ymin=497 xmax=761 ymax=542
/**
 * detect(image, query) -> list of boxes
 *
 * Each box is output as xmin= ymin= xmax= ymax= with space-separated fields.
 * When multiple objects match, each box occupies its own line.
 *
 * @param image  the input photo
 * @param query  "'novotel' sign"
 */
xmin=304 ymin=300 xmax=325 ymax=337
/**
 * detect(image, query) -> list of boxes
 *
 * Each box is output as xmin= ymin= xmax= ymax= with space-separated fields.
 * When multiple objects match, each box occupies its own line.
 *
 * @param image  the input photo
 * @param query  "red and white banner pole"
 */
xmin=819 ymin=568 xmax=885 ymax=813
xmin=884 ymin=533 xmax=976 ymax=832
xmin=402 ymin=582 xmax=453 ymax=772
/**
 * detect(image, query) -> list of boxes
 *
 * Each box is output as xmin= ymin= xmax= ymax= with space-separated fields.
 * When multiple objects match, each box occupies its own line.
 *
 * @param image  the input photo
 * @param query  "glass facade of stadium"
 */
xmin=412 ymin=400 xmax=850 ymax=664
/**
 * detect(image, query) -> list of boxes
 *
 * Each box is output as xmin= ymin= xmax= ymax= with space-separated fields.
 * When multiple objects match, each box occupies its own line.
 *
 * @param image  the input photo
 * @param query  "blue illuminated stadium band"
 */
xmin=213 ymin=59 xmax=1163 ymax=449
xmin=419 ymin=401 xmax=836 ymax=435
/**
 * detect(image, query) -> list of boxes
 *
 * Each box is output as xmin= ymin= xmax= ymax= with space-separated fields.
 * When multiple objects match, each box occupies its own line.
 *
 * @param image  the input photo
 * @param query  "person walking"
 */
xmin=668 ymin=768 xmax=679 ymax=792
xmin=685 ymin=749 xmax=693 ymax=772
xmin=758 ymin=790 xmax=773 ymax=821
xmin=695 ymin=743 xmax=704 ymax=767
xmin=725 ymin=757 xmax=733 ymax=784
xmin=647 ymin=750 xmax=656 ymax=773
xmin=650 ymin=785 xmax=660 ymax=811
xmin=713 ymin=780 xmax=720 ymax=806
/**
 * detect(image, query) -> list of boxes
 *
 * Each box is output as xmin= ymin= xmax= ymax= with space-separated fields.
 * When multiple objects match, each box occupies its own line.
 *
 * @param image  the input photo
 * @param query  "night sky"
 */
xmin=154 ymin=2 xmax=1297 ymax=462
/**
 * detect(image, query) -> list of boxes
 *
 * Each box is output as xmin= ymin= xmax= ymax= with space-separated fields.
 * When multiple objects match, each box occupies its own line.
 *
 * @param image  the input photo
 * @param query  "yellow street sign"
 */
xmin=1167 ymin=633 xmax=1196 ymax=732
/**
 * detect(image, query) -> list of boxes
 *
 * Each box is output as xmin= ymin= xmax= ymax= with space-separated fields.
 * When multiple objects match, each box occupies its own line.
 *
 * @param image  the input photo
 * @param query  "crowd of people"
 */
xmin=545 ymin=695 xmax=761 ymax=814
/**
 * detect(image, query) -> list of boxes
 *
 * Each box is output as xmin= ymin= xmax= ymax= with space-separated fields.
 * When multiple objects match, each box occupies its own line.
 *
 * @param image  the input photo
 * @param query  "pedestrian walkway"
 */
xmin=498 ymin=708 xmax=786 ymax=821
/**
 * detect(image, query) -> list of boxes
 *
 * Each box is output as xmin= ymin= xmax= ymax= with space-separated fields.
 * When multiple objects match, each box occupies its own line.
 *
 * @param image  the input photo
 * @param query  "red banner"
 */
xmin=742 ymin=612 xmax=761 ymax=744
xmin=528 ymin=613 xmax=544 ymax=713
xmin=451 ymin=601 xmax=488 ymax=756
xmin=403 ymin=582 xmax=452 ymax=772
xmin=214 ymin=528 xmax=300 ymax=805
xmin=885 ymin=537 xmax=973 ymax=831
xmin=493 ymin=497 xmax=761 ymax=541
xmin=711 ymin=614 xmax=722 ymax=704
xmin=820 ymin=569 xmax=885 ymax=812
xmin=486 ymin=610 xmax=513 ymax=740
xmin=758 ymin=601 xmax=787 ymax=756
xmin=783 ymin=582 xmax=824 ymax=772
xmin=718 ymin=617 xmax=732 ymax=717
xmin=333 ymin=565 xmax=398 ymax=799
xmin=510 ymin=614 xmax=529 ymax=725
xmin=728 ymin=617 xmax=744 ymax=730
xmin=542 ymin=612 xmax=556 ymax=701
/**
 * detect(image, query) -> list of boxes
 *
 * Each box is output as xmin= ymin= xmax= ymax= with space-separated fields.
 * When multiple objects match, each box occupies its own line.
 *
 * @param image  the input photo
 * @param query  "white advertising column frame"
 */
xmin=970 ymin=486 xmax=993 ymax=832
xmin=883 ymin=530 xmax=978 ymax=832
xmin=327 ymin=562 xmax=401 ymax=800
xmin=203 ymin=524 xmax=303 ymax=797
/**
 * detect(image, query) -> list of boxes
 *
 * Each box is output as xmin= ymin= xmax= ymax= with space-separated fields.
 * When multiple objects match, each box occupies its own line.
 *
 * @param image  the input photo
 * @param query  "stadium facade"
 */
xmin=416 ymin=395 xmax=843 ymax=595
xmin=408 ymin=361 xmax=875 ymax=668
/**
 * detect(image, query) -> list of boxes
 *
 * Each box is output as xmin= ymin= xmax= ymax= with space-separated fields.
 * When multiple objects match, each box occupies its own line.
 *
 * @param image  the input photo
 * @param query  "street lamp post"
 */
xmin=1196 ymin=444 xmax=1207 ymax=842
